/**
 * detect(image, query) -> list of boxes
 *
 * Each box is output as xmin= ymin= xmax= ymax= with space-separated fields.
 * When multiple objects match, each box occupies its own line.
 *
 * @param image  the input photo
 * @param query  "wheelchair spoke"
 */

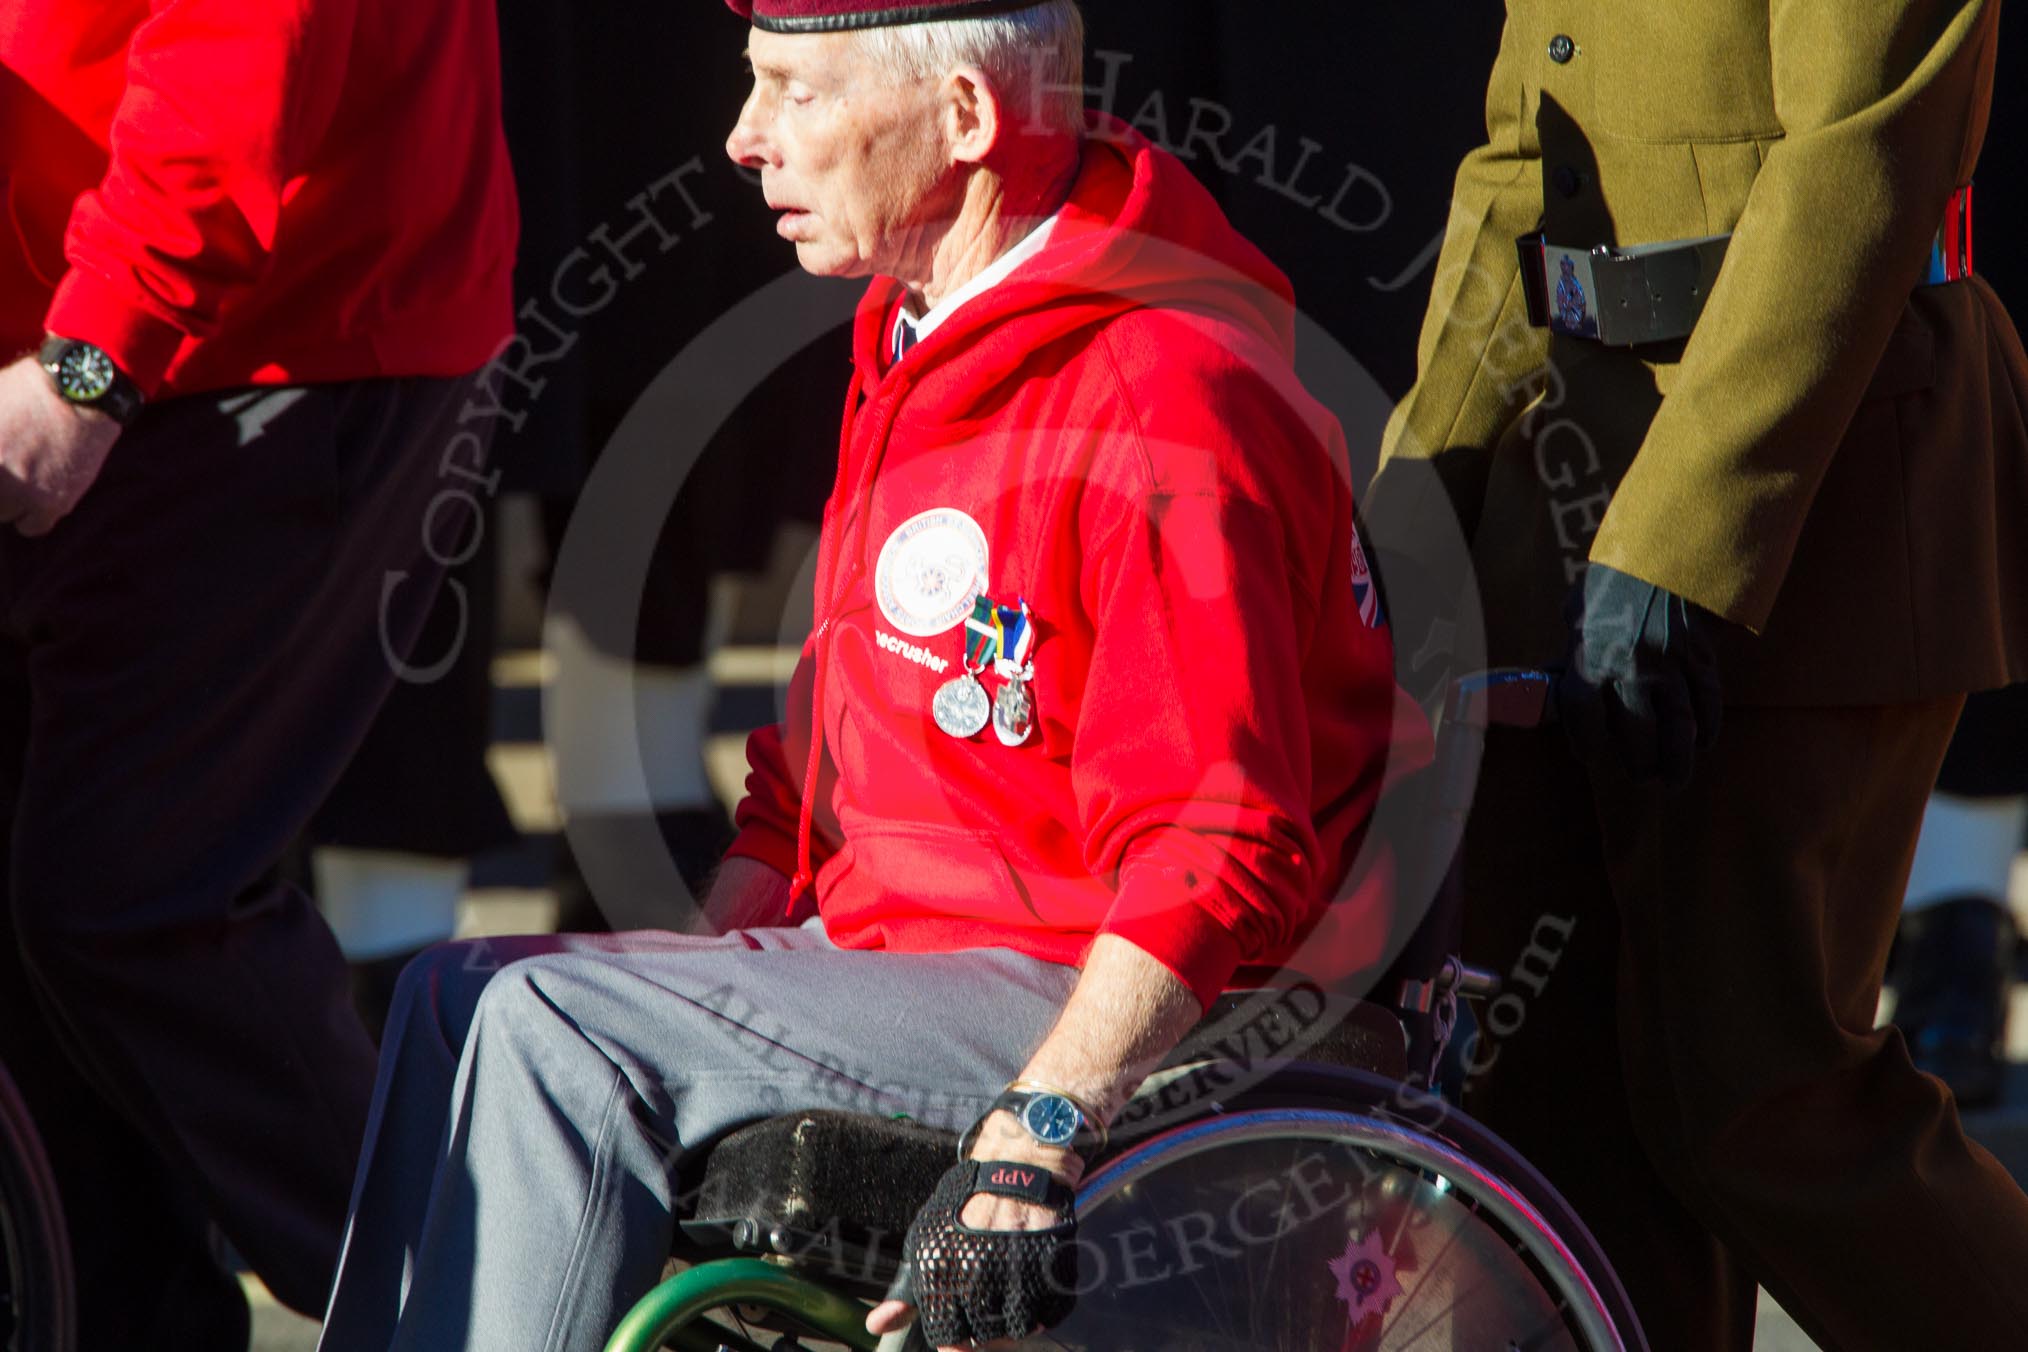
xmin=1376 ymin=1173 xmax=1588 ymax=1351
xmin=1379 ymin=1187 xmax=1474 ymax=1342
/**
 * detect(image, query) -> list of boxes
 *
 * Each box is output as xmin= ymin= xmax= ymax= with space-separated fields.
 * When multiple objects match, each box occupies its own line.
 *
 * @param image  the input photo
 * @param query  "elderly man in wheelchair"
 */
xmin=314 ymin=3 xmax=1639 ymax=1349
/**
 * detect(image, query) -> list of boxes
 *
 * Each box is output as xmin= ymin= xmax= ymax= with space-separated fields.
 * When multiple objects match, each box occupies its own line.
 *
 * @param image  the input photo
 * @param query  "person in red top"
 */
xmin=0 ymin=0 xmax=516 ymax=1343
xmin=724 ymin=92 xmax=1404 ymax=1013
xmin=316 ymin=3 xmax=1415 ymax=1349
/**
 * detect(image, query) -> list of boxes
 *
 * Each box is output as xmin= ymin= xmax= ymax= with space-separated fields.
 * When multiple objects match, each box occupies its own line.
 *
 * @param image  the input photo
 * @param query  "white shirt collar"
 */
xmin=893 ymin=213 xmax=1059 ymax=357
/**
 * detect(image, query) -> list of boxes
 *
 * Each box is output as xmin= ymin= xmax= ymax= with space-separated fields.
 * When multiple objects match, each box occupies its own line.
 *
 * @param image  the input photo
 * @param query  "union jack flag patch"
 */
xmin=1350 ymin=530 xmax=1385 ymax=629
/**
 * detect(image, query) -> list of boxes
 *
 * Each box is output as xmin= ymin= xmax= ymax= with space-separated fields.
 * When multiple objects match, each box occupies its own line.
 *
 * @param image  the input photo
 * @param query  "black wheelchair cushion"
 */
xmin=690 ymin=1110 xmax=956 ymax=1253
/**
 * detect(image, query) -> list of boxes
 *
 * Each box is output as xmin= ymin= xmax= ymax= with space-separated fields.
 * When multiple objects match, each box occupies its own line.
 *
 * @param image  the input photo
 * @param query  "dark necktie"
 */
xmin=893 ymin=317 xmax=919 ymax=366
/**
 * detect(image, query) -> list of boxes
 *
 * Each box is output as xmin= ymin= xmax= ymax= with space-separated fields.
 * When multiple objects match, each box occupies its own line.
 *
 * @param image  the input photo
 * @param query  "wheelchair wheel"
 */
xmin=612 ymin=1063 xmax=1644 ymax=1352
xmin=1036 ymin=1064 xmax=1645 ymax=1352
xmin=0 ymin=1062 xmax=73 ymax=1352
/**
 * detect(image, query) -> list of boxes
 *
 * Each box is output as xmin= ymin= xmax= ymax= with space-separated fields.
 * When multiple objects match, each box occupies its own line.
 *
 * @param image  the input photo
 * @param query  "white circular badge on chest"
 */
xmin=874 ymin=507 xmax=990 ymax=638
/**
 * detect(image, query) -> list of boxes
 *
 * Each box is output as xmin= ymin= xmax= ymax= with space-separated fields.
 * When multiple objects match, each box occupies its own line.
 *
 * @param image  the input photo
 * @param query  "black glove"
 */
xmin=1555 ymin=562 xmax=1725 ymax=788
xmin=885 ymin=1159 xmax=1080 ymax=1347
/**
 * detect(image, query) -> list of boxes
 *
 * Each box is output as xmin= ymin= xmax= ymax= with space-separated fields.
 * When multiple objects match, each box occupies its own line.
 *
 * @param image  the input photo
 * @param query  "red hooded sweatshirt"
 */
xmin=0 ymin=0 xmax=517 ymax=398
xmin=726 ymin=118 xmax=1415 ymax=1009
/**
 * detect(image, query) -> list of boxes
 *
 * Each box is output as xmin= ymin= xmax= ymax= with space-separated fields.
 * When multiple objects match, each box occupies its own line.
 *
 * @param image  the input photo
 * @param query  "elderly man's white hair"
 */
xmin=863 ymin=1 xmax=1086 ymax=137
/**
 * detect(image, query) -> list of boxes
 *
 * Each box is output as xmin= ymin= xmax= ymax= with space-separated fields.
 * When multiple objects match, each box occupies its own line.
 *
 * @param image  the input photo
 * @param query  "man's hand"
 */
xmin=867 ymin=1111 xmax=1083 ymax=1351
xmin=867 ymin=934 xmax=1203 ymax=1348
xmin=0 ymin=354 xmax=123 ymax=536
xmin=1555 ymin=562 xmax=1726 ymax=788
xmin=866 ymin=1113 xmax=1083 ymax=1349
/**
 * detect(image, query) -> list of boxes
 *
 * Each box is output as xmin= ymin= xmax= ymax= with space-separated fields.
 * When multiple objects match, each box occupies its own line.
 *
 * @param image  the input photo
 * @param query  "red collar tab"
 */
xmin=1927 ymin=183 xmax=1974 ymax=285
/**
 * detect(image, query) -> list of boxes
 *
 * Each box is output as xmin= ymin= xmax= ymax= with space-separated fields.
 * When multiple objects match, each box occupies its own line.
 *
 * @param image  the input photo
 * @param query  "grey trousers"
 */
xmin=315 ymin=920 xmax=1079 ymax=1351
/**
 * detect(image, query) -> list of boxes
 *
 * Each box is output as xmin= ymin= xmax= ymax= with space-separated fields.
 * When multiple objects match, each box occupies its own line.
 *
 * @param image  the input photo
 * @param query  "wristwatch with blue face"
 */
xmin=39 ymin=335 xmax=143 ymax=425
xmin=979 ymin=1086 xmax=1105 ymax=1160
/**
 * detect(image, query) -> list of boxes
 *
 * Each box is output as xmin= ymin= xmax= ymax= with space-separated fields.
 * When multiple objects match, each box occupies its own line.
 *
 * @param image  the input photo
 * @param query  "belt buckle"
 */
xmin=1519 ymin=233 xmax=1730 ymax=346
xmin=1516 ymin=234 xmax=1605 ymax=340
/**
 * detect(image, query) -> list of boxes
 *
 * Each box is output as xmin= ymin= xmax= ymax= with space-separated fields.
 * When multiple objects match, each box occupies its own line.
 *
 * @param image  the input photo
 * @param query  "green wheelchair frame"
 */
xmin=605 ymin=1258 xmax=881 ymax=1352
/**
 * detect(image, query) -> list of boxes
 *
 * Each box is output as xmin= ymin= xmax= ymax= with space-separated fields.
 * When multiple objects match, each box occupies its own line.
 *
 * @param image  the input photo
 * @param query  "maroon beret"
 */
xmin=726 ymin=0 xmax=1045 ymax=33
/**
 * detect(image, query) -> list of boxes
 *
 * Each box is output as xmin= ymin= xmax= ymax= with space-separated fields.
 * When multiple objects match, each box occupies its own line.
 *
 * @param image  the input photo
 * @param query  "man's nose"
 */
xmin=726 ymin=97 xmax=776 ymax=169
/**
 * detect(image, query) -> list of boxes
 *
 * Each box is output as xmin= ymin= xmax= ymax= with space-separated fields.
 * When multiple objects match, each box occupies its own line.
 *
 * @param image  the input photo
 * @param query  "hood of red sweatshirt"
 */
xmin=849 ymin=113 xmax=1301 ymax=408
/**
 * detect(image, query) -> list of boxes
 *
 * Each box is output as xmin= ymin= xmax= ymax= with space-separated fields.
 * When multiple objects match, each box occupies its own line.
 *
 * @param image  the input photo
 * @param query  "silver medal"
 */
xmin=992 ymin=674 xmax=1035 ymax=747
xmin=933 ymin=672 xmax=992 ymax=739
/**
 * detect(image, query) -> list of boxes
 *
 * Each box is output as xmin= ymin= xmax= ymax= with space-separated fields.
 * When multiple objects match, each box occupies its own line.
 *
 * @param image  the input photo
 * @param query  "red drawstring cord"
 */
xmin=788 ymin=371 xmax=862 ymax=907
xmin=788 ymin=659 xmax=827 ymax=904
xmin=788 ymin=361 xmax=903 ymax=911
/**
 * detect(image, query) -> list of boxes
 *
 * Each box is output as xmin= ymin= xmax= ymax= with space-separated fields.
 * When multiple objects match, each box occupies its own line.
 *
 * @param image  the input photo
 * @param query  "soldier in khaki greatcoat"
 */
xmin=1371 ymin=1 xmax=2028 ymax=1346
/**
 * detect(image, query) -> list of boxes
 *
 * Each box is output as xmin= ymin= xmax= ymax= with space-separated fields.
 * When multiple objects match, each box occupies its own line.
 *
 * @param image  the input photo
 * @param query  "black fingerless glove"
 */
xmin=1555 ymin=562 xmax=1726 ymax=788
xmin=885 ymin=1159 xmax=1081 ymax=1346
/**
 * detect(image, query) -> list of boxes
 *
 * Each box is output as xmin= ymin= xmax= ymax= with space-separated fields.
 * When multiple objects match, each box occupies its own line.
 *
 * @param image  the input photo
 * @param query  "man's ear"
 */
xmin=941 ymin=64 xmax=1002 ymax=165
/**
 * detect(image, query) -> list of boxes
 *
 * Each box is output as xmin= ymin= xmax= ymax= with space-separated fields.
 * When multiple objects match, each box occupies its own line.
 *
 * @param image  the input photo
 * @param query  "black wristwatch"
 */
xmin=960 ymin=1085 xmax=1107 ymax=1163
xmin=39 ymin=336 xmax=144 ymax=425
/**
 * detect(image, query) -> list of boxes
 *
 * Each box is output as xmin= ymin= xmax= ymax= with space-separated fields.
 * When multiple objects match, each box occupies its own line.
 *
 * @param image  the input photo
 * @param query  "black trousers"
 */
xmin=0 ymin=376 xmax=477 ymax=1345
xmin=307 ymin=512 xmax=517 ymax=862
xmin=1459 ymin=704 xmax=2028 ymax=1351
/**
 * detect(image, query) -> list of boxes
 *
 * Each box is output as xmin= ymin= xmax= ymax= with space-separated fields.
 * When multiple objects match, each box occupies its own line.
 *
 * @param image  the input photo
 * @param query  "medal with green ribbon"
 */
xmin=932 ymin=600 xmax=994 ymax=740
xmin=930 ymin=596 xmax=996 ymax=739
